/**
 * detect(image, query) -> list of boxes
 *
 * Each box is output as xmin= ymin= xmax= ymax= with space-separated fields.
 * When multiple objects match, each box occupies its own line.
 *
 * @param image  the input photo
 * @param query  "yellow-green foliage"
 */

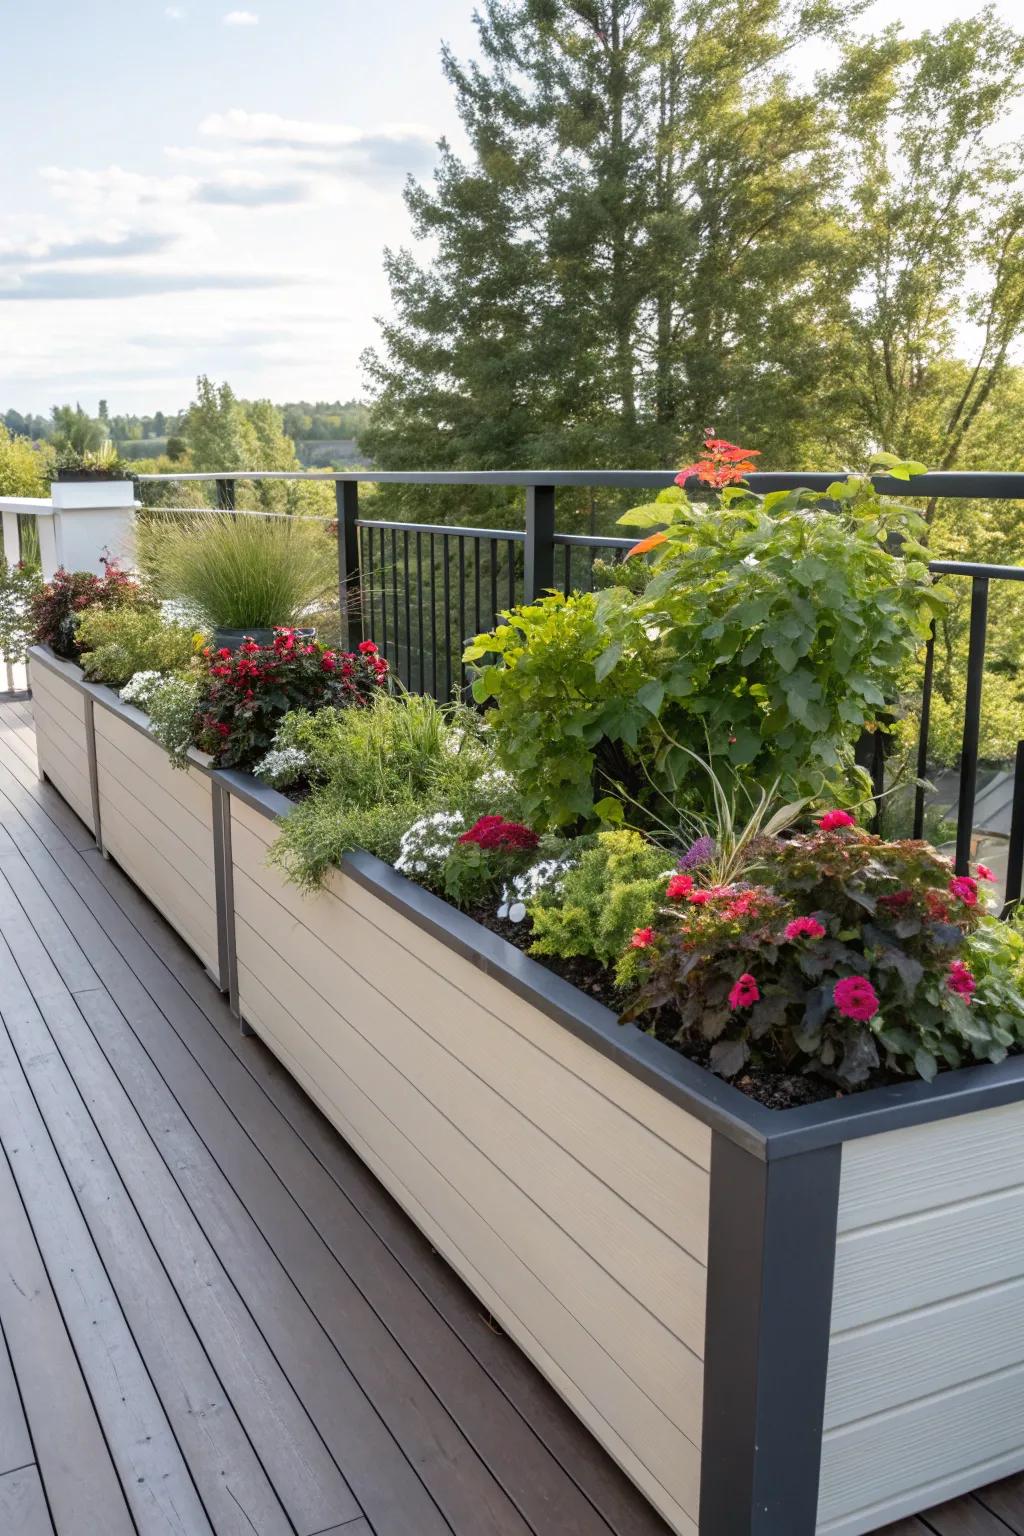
xmin=78 ymin=607 xmax=199 ymax=688
xmin=527 ymin=829 xmax=671 ymax=985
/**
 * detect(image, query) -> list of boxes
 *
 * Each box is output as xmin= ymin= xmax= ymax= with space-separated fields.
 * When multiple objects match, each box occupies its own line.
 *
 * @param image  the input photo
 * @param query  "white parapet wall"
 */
xmin=0 ymin=479 xmax=138 ymax=581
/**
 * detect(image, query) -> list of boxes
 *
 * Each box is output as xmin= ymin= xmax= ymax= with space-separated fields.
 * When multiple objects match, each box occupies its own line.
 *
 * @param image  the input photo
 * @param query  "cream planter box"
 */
xmin=28 ymin=645 xmax=1024 ymax=1536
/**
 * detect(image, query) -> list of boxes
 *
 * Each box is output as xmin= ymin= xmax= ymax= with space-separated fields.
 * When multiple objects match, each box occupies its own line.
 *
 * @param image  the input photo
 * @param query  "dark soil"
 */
xmin=472 ymin=904 xmax=880 ymax=1112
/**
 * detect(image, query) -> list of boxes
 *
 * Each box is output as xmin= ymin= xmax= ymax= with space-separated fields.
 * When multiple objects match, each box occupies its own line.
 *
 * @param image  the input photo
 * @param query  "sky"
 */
xmin=0 ymin=0 xmax=1020 ymax=418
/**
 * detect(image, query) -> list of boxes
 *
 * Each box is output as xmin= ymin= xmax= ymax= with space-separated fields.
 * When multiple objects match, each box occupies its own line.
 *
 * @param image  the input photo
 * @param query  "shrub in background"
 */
xmin=137 ymin=510 xmax=335 ymax=632
xmin=77 ymin=607 xmax=198 ymax=688
xmin=0 ymin=561 xmax=43 ymax=665
xmin=30 ymin=561 xmax=152 ymax=659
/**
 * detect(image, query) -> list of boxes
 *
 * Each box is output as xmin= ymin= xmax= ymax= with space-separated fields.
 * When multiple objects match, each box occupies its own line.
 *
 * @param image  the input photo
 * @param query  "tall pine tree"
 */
xmin=361 ymin=0 xmax=855 ymax=494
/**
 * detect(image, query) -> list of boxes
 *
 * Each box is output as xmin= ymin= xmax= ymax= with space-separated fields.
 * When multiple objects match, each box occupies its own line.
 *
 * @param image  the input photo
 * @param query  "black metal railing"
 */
xmin=136 ymin=468 xmax=1024 ymax=898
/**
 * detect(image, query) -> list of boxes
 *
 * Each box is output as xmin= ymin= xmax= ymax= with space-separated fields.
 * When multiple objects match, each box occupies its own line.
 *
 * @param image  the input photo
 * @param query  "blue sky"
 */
xmin=0 ymin=0 xmax=1019 ymax=416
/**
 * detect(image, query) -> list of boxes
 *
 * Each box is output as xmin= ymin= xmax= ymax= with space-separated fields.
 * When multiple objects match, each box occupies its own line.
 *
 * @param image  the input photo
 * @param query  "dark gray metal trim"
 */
xmin=82 ymin=697 xmax=104 ymax=852
xmin=209 ymin=780 xmax=234 ymax=998
xmin=700 ymin=1135 xmax=841 ymax=1535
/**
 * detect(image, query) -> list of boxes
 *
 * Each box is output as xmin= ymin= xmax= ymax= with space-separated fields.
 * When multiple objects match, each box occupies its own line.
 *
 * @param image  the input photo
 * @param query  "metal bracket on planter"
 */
xmin=209 ymin=778 xmax=247 ymax=1026
xmin=82 ymin=695 xmax=104 ymax=856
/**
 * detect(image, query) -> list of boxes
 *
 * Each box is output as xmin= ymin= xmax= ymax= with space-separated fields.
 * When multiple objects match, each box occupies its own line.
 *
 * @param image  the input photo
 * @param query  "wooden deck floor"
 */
xmin=1 ymin=688 xmax=1023 ymax=1536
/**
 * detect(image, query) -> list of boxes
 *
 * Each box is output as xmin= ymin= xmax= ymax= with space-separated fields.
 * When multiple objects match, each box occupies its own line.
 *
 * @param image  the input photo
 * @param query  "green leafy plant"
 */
xmin=0 ymin=561 xmax=43 ymax=665
xmin=137 ymin=510 xmax=335 ymax=631
xmin=30 ymin=561 xmax=153 ymax=659
xmin=623 ymin=817 xmax=1012 ymax=1088
xmin=269 ymin=693 xmax=520 ymax=889
xmin=147 ymin=674 xmax=204 ymax=767
xmin=77 ymin=606 xmax=199 ymax=687
xmin=440 ymin=816 xmax=540 ymax=908
xmin=527 ymin=830 xmax=673 ymax=987
xmin=53 ymin=440 xmax=128 ymax=478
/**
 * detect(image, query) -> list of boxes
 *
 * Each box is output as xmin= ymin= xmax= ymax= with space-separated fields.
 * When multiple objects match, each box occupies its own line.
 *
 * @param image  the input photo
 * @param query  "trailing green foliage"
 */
xmin=268 ymin=694 xmax=521 ymax=889
xmin=146 ymin=675 xmax=203 ymax=768
xmin=527 ymin=831 xmax=672 ymax=988
xmin=77 ymin=607 xmax=198 ymax=688
xmin=0 ymin=562 xmax=42 ymax=665
xmin=137 ymin=509 xmax=335 ymax=631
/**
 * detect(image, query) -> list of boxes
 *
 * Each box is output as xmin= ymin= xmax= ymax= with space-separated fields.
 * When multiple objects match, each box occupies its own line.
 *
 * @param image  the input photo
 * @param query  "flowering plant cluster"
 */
xmin=441 ymin=816 xmax=541 ymax=908
xmin=30 ymin=560 xmax=152 ymax=659
xmin=194 ymin=631 xmax=389 ymax=770
xmin=623 ymin=814 xmax=1023 ymax=1088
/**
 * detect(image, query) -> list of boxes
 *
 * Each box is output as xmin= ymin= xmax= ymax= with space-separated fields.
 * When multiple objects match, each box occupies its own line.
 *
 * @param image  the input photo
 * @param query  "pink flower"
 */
xmin=630 ymin=928 xmax=655 ymax=949
xmin=785 ymin=916 xmax=826 ymax=941
xmin=833 ymin=976 xmax=879 ymax=1022
xmin=728 ymin=973 xmax=760 ymax=1009
xmin=949 ymin=876 xmax=978 ymax=908
xmin=947 ymin=960 xmax=976 ymax=1000
xmin=358 ymin=639 xmax=379 ymax=655
xmin=818 ymin=810 xmax=855 ymax=831
xmin=977 ymin=864 xmax=995 ymax=882
xmin=688 ymin=889 xmax=714 ymax=905
xmin=667 ymin=874 xmax=693 ymax=901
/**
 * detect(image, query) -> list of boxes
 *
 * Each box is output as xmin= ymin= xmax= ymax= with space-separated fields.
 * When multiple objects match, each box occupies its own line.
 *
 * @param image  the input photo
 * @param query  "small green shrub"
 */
xmin=147 ymin=675 xmax=203 ymax=767
xmin=77 ymin=607 xmax=198 ymax=687
xmin=527 ymin=830 xmax=673 ymax=986
xmin=137 ymin=510 xmax=335 ymax=630
xmin=0 ymin=562 xmax=42 ymax=665
xmin=965 ymin=917 xmax=1024 ymax=1046
xmin=30 ymin=562 xmax=152 ymax=659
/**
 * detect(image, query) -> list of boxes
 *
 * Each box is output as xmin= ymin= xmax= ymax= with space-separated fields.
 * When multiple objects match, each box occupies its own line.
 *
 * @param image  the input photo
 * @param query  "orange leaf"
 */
xmin=627 ymin=530 xmax=668 ymax=558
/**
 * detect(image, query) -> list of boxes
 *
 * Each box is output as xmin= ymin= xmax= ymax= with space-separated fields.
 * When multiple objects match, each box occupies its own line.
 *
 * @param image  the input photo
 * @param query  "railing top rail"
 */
xmin=134 ymin=468 xmax=1024 ymax=498
xmin=356 ymin=518 xmax=526 ymax=541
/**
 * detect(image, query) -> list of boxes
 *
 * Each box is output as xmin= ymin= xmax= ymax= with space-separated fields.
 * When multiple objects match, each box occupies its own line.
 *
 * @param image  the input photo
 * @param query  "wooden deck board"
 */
xmin=4 ymin=689 xmax=1023 ymax=1536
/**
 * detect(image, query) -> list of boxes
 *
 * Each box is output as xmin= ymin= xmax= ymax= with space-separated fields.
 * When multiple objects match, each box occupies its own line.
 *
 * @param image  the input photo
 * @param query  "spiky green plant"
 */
xmin=137 ymin=510 xmax=335 ymax=631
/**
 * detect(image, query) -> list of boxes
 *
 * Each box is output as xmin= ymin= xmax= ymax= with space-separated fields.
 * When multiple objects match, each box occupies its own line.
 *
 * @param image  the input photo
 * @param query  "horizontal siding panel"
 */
xmin=231 ymin=886 xmax=705 ymax=1413
xmin=825 ymin=1275 xmax=1024 ymax=1428
xmin=233 ymin=798 xmax=711 ymax=1174
xmin=234 ymin=955 xmax=702 ymax=1533
xmin=32 ymin=715 xmax=93 ymax=832
xmin=832 ymin=1182 xmax=1024 ymax=1331
xmin=837 ymin=1100 xmax=1024 ymax=1230
xmin=95 ymin=737 xmax=213 ymax=871
xmin=28 ymin=666 xmax=87 ymax=735
xmin=93 ymin=708 xmax=211 ymax=827
xmin=819 ymin=1361 xmax=1024 ymax=1528
xmin=231 ymin=816 xmax=708 ymax=1258
xmin=102 ymin=796 xmax=217 ymax=973
xmin=817 ymin=1446 xmax=1024 ymax=1536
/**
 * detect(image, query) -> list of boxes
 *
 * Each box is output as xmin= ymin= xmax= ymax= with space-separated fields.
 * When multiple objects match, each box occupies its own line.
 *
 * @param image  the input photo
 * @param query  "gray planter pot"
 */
xmin=211 ymin=626 xmax=316 ymax=652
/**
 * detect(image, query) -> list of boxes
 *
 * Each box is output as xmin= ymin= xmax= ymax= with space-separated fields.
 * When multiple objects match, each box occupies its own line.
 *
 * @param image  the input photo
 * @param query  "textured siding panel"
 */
xmin=29 ymin=666 xmax=94 ymax=833
xmin=231 ymin=797 xmax=707 ymax=1536
xmin=93 ymin=709 xmax=218 ymax=975
xmin=818 ymin=1103 xmax=1024 ymax=1535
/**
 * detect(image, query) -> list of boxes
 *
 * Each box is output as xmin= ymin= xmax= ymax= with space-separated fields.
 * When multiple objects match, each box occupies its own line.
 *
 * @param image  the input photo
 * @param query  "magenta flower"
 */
xmin=948 ymin=876 xmax=978 ymax=908
xmin=818 ymin=809 xmax=855 ymax=831
xmin=947 ymin=960 xmax=976 ymax=999
xmin=785 ymin=916 xmax=826 ymax=941
xmin=977 ymin=864 xmax=995 ymax=882
xmin=833 ymin=976 xmax=879 ymax=1022
xmin=728 ymin=973 xmax=760 ymax=1010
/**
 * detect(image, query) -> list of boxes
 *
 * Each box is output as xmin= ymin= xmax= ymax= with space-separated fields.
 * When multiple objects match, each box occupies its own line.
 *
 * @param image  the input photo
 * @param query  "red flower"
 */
xmin=675 ymin=434 xmax=761 ymax=490
xmin=667 ymin=874 xmax=694 ymax=900
xmin=818 ymin=809 xmax=855 ymax=831
xmin=688 ymin=889 xmax=714 ymax=905
xmin=977 ymin=864 xmax=995 ymax=882
xmin=217 ymin=647 xmax=232 ymax=659
xmin=833 ymin=976 xmax=879 ymax=1022
xmin=785 ymin=916 xmax=826 ymax=941
xmin=728 ymin=973 xmax=760 ymax=1009
xmin=321 ymin=653 xmax=337 ymax=671
xmin=925 ymin=889 xmax=951 ymax=922
xmin=878 ymin=889 xmax=914 ymax=911
xmin=630 ymin=928 xmax=655 ymax=949
xmin=458 ymin=816 xmax=540 ymax=852
xmin=947 ymin=960 xmax=976 ymax=1000
xmin=358 ymin=639 xmax=379 ymax=655
xmin=948 ymin=876 xmax=978 ymax=908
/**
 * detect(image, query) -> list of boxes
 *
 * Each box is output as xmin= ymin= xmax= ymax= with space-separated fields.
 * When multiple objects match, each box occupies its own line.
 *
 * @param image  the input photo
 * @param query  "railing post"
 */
xmin=955 ymin=575 xmax=989 ymax=875
xmin=524 ymin=485 xmax=556 ymax=601
xmin=335 ymin=481 xmax=362 ymax=651
xmin=215 ymin=477 xmax=236 ymax=512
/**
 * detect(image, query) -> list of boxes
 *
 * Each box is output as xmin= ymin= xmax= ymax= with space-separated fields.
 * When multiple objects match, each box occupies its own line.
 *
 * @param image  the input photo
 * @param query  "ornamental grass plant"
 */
xmin=137 ymin=510 xmax=335 ymax=632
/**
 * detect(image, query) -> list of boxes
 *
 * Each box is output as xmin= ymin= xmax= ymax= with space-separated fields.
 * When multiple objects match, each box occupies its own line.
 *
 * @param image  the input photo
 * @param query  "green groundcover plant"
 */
xmin=466 ymin=438 xmax=950 ymax=830
xmin=77 ymin=606 xmax=199 ymax=688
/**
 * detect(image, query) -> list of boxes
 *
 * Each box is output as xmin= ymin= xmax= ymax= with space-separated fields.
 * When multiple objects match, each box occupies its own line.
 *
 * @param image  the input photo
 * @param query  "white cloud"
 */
xmin=223 ymin=9 xmax=258 ymax=24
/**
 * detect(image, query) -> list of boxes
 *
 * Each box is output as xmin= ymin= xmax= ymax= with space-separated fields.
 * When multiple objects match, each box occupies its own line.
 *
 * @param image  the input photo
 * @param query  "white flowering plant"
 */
xmin=394 ymin=810 xmax=467 ymax=882
xmin=120 ymin=670 xmax=168 ymax=711
xmin=254 ymin=745 xmax=310 ymax=789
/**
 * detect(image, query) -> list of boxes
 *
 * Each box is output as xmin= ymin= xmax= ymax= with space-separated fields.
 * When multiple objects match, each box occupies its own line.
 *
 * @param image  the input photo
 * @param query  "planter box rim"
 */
xmin=31 ymin=642 xmax=1024 ymax=1162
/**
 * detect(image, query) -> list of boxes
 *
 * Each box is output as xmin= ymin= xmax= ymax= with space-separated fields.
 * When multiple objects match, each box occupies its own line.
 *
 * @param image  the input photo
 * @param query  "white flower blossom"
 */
xmin=496 ymin=856 xmax=573 ymax=922
xmin=253 ymin=746 xmax=309 ymax=788
xmin=394 ymin=810 xmax=466 ymax=878
xmin=120 ymin=670 xmax=165 ymax=710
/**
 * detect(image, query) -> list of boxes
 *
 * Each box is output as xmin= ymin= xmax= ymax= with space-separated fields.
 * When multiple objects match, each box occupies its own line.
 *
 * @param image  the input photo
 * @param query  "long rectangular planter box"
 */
xmin=28 ymin=643 xmax=1024 ymax=1536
